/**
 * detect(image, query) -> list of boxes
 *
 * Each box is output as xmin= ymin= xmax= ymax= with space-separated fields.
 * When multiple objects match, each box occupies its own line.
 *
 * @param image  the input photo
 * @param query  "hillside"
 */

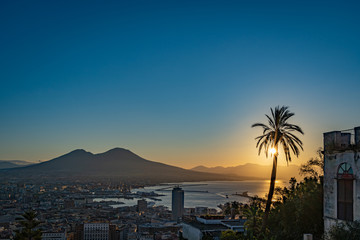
xmin=191 ymin=163 xmax=301 ymax=181
xmin=0 ymin=161 xmax=19 ymax=169
xmin=0 ymin=160 xmax=33 ymax=169
xmin=1 ymin=148 xmax=259 ymax=182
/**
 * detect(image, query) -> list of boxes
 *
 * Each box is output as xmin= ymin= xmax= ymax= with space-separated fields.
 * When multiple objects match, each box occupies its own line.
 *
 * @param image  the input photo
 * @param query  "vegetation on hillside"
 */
xmin=220 ymin=149 xmax=324 ymax=240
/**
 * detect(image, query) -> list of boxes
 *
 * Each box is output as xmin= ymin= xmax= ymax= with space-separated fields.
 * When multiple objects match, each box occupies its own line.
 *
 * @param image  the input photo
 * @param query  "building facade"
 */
xmin=84 ymin=223 xmax=109 ymax=240
xmin=323 ymin=126 xmax=360 ymax=233
xmin=172 ymin=187 xmax=184 ymax=221
xmin=75 ymin=223 xmax=124 ymax=240
xmin=182 ymin=216 xmax=245 ymax=240
xmin=42 ymin=232 xmax=67 ymax=240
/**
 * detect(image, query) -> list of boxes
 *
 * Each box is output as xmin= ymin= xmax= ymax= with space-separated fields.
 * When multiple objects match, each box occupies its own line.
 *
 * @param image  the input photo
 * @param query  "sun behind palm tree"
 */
xmin=251 ymin=106 xmax=303 ymax=231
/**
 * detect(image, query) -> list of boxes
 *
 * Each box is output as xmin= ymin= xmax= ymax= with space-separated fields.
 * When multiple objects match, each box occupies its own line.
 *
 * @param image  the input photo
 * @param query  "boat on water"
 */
xmin=233 ymin=191 xmax=250 ymax=198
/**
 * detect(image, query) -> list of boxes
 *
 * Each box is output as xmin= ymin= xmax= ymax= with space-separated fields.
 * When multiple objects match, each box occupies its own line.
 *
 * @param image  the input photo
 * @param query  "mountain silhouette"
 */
xmin=191 ymin=163 xmax=301 ymax=180
xmin=2 ymin=148 xmax=256 ymax=182
xmin=0 ymin=161 xmax=19 ymax=169
xmin=0 ymin=160 xmax=33 ymax=169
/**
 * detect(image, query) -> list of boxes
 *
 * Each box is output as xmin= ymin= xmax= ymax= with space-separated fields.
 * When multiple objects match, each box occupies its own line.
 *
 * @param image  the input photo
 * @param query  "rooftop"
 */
xmin=221 ymin=219 xmax=246 ymax=227
xmin=182 ymin=220 xmax=228 ymax=231
xmin=198 ymin=215 xmax=225 ymax=220
xmin=324 ymin=126 xmax=360 ymax=152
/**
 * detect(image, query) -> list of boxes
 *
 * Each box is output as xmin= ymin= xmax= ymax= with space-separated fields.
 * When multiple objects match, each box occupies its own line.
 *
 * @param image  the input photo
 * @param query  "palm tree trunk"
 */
xmin=261 ymin=153 xmax=278 ymax=232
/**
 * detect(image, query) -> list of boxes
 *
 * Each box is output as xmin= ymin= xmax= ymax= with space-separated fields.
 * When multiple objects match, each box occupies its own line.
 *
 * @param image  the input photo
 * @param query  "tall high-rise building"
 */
xmin=171 ymin=186 xmax=184 ymax=221
xmin=137 ymin=199 xmax=147 ymax=212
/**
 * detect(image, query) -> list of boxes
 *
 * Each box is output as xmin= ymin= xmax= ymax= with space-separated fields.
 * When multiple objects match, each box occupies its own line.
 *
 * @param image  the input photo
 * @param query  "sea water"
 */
xmin=94 ymin=180 xmax=288 ymax=210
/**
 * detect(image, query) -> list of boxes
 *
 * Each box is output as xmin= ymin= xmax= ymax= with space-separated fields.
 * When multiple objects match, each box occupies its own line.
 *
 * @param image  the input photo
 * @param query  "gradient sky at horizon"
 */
xmin=1 ymin=1 xmax=360 ymax=169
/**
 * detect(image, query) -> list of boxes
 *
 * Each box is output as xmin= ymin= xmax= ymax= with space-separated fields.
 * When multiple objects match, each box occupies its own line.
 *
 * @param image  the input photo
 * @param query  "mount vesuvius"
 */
xmin=1 ymin=148 xmax=256 ymax=182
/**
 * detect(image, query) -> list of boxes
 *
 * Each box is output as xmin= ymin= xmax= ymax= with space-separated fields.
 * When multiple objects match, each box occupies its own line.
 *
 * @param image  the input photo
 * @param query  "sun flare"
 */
xmin=270 ymin=147 xmax=276 ymax=155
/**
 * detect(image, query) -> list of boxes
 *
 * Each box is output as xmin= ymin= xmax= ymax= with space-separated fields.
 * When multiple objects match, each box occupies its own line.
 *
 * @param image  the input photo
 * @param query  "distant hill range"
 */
xmin=0 ymin=148 xmax=263 ymax=182
xmin=0 ymin=160 xmax=33 ymax=169
xmin=191 ymin=163 xmax=301 ymax=181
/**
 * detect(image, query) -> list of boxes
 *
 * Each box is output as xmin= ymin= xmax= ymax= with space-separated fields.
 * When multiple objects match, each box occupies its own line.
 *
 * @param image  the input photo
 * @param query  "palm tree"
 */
xmin=251 ymin=106 xmax=303 ymax=231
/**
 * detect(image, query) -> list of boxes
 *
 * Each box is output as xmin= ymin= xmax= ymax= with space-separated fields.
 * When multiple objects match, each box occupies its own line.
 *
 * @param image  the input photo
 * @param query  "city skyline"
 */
xmin=1 ymin=1 xmax=360 ymax=169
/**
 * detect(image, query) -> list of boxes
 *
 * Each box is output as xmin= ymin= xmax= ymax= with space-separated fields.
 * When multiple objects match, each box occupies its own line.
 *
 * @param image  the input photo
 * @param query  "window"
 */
xmin=337 ymin=163 xmax=354 ymax=221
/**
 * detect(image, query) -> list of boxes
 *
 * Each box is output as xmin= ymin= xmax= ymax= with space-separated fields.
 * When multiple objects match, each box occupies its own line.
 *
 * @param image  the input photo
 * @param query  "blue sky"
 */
xmin=1 ymin=1 xmax=360 ymax=168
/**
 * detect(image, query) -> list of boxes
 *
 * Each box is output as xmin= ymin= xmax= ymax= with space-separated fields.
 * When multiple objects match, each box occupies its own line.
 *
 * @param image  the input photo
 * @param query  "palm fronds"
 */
xmin=251 ymin=106 xmax=304 ymax=164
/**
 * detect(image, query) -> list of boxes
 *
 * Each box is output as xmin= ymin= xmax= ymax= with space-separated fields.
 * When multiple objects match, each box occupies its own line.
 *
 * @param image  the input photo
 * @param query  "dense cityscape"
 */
xmin=0 ymin=177 xmax=245 ymax=240
xmin=2 ymin=127 xmax=360 ymax=240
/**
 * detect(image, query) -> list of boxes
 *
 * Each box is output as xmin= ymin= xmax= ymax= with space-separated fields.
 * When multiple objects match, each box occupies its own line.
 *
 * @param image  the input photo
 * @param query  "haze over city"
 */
xmin=1 ymin=1 xmax=360 ymax=169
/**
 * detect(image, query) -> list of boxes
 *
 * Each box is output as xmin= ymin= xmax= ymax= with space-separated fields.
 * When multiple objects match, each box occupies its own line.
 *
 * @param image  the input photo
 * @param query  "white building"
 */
xmin=182 ymin=216 xmax=245 ymax=240
xmin=84 ymin=223 xmax=109 ymax=240
xmin=323 ymin=126 xmax=360 ymax=233
xmin=42 ymin=232 xmax=66 ymax=240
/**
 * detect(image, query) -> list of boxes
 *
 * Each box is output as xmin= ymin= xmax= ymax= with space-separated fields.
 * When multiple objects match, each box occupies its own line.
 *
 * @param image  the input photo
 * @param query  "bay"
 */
xmin=94 ymin=180 xmax=288 ymax=210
